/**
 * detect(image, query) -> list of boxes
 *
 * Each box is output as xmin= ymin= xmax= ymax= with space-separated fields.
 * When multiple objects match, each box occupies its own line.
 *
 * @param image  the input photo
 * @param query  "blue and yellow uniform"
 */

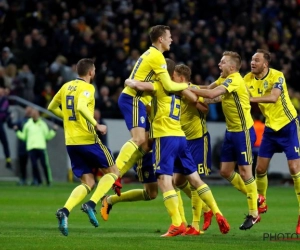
xmin=119 ymin=46 xmax=187 ymax=130
xmin=49 ymin=78 xmax=115 ymax=177
xmin=244 ymin=68 xmax=300 ymax=160
xmin=133 ymin=151 xmax=156 ymax=183
xmin=150 ymin=81 xmax=196 ymax=176
xmin=179 ymin=84 xmax=211 ymax=176
xmin=215 ymin=73 xmax=256 ymax=165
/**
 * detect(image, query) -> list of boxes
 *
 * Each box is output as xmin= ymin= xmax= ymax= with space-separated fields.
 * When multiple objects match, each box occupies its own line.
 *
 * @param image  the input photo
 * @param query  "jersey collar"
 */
xmin=151 ymin=45 xmax=159 ymax=51
xmin=76 ymin=77 xmax=86 ymax=82
xmin=254 ymin=68 xmax=269 ymax=80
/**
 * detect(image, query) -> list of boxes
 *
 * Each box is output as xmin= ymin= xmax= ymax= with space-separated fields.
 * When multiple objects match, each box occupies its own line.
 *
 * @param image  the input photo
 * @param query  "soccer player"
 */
xmin=48 ymin=58 xmax=120 ymax=236
xmin=116 ymin=25 xmax=188 ymax=186
xmin=172 ymin=64 xmax=213 ymax=235
xmin=190 ymin=51 xmax=259 ymax=230
xmin=244 ymin=49 xmax=300 ymax=234
xmin=101 ymin=59 xmax=188 ymax=227
xmin=126 ymin=67 xmax=230 ymax=237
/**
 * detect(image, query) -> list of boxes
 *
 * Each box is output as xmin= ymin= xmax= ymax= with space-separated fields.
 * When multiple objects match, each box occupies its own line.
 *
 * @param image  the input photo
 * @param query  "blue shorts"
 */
xmin=186 ymin=133 xmax=212 ymax=176
xmin=152 ymin=136 xmax=197 ymax=176
xmin=259 ymin=118 xmax=300 ymax=160
xmin=118 ymin=93 xmax=150 ymax=131
xmin=221 ymin=126 xmax=256 ymax=165
xmin=133 ymin=152 xmax=156 ymax=183
xmin=66 ymin=143 xmax=115 ymax=178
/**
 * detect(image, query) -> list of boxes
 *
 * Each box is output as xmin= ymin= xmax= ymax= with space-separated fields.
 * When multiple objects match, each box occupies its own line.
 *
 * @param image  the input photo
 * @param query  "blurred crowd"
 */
xmin=0 ymin=0 xmax=300 ymax=120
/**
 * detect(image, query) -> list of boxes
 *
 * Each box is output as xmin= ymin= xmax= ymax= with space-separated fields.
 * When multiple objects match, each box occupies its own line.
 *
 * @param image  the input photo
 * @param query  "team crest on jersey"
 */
xmin=83 ymin=91 xmax=90 ymax=97
xmin=263 ymin=81 xmax=268 ymax=89
xmin=161 ymin=64 xmax=167 ymax=69
xmin=144 ymin=171 xmax=149 ymax=179
xmin=140 ymin=116 xmax=145 ymax=124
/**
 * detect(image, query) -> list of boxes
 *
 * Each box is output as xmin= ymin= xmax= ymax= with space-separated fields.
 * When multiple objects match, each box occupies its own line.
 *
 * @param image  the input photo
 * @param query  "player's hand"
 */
xmin=112 ymin=177 xmax=122 ymax=196
xmin=13 ymin=125 xmax=18 ymax=131
xmin=95 ymin=124 xmax=107 ymax=135
xmin=124 ymin=79 xmax=137 ymax=88
xmin=52 ymin=124 xmax=59 ymax=131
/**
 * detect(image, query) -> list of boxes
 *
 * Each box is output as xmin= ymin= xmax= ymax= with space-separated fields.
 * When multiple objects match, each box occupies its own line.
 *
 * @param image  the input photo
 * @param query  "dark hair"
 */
xmin=256 ymin=49 xmax=271 ymax=65
xmin=175 ymin=64 xmax=191 ymax=81
xmin=76 ymin=58 xmax=94 ymax=76
xmin=149 ymin=25 xmax=170 ymax=43
xmin=223 ymin=51 xmax=242 ymax=70
xmin=165 ymin=58 xmax=176 ymax=77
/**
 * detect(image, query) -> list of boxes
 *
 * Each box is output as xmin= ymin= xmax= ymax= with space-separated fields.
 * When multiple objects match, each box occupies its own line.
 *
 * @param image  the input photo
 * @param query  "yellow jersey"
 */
xmin=215 ymin=72 xmax=253 ymax=132
xmin=150 ymin=81 xmax=185 ymax=138
xmin=122 ymin=46 xmax=168 ymax=105
xmin=244 ymin=68 xmax=297 ymax=131
xmin=180 ymin=84 xmax=208 ymax=140
xmin=51 ymin=79 xmax=98 ymax=145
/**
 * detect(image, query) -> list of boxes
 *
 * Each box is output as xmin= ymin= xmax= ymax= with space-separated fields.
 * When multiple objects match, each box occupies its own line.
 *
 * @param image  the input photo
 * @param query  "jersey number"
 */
xmin=66 ymin=95 xmax=76 ymax=121
xmin=169 ymin=95 xmax=181 ymax=120
xmin=130 ymin=58 xmax=143 ymax=79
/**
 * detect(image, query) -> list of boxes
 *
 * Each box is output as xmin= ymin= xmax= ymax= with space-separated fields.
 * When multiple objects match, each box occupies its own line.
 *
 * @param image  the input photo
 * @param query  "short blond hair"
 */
xmin=223 ymin=51 xmax=241 ymax=70
xmin=174 ymin=64 xmax=191 ymax=81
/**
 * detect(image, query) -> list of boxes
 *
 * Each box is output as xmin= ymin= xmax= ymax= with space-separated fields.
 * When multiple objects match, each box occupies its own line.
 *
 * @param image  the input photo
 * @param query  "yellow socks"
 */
xmin=256 ymin=171 xmax=268 ymax=198
xmin=291 ymin=172 xmax=300 ymax=214
xmin=244 ymin=177 xmax=258 ymax=217
xmin=90 ymin=173 xmax=117 ymax=204
xmin=196 ymin=184 xmax=221 ymax=215
xmin=64 ymin=184 xmax=91 ymax=212
xmin=177 ymin=181 xmax=191 ymax=198
xmin=109 ymin=189 xmax=150 ymax=205
xmin=163 ymin=190 xmax=182 ymax=226
xmin=227 ymin=171 xmax=247 ymax=195
xmin=175 ymin=188 xmax=187 ymax=226
xmin=116 ymin=140 xmax=140 ymax=177
xmin=202 ymin=201 xmax=210 ymax=213
xmin=191 ymin=187 xmax=202 ymax=231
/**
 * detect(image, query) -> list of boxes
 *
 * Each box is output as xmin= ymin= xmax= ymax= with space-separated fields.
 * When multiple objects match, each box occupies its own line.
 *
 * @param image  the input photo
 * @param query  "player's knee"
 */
xmin=144 ymin=188 xmax=158 ymax=200
xmin=288 ymin=163 xmax=299 ymax=175
xmin=131 ymin=136 xmax=145 ymax=146
xmin=83 ymin=180 xmax=96 ymax=190
xmin=148 ymin=191 xmax=158 ymax=200
xmin=255 ymin=164 xmax=266 ymax=174
xmin=219 ymin=168 xmax=231 ymax=179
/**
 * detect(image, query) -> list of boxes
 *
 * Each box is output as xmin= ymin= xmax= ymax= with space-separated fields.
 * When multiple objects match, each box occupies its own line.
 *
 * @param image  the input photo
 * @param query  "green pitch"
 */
xmin=0 ymin=182 xmax=299 ymax=250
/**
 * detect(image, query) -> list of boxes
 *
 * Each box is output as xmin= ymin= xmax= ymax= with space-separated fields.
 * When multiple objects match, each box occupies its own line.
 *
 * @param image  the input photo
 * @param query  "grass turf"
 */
xmin=0 ymin=182 xmax=299 ymax=250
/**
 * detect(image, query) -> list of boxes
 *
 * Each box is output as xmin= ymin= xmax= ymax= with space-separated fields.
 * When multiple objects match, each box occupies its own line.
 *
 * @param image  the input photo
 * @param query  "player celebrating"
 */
xmin=172 ymin=64 xmax=213 ymax=235
xmin=244 ymin=49 xmax=300 ymax=234
xmin=48 ymin=58 xmax=119 ymax=236
xmin=115 ymin=25 xmax=188 ymax=189
xmin=101 ymin=59 xmax=188 ymax=226
xmin=125 ymin=63 xmax=230 ymax=237
xmin=190 ymin=51 xmax=259 ymax=230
